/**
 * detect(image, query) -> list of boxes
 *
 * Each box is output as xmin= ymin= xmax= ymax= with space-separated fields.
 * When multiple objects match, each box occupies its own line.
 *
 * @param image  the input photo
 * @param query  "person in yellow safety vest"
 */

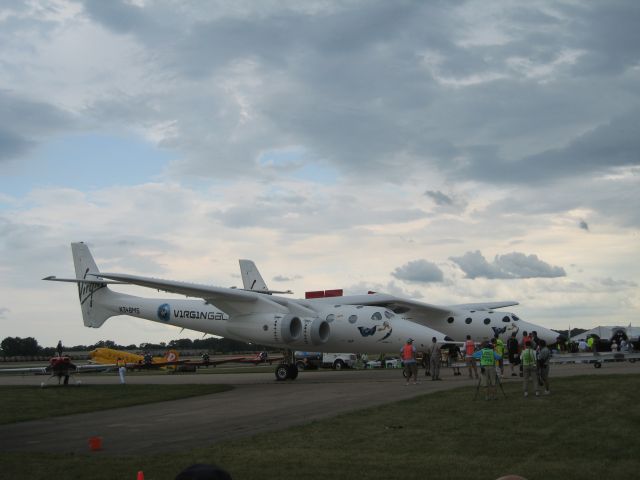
xmin=472 ymin=342 xmax=502 ymax=400
xmin=521 ymin=341 xmax=538 ymax=397
xmin=587 ymin=336 xmax=595 ymax=353
xmin=493 ymin=335 xmax=505 ymax=378
xmin=116 ymin=357 xmax=127 ymax=385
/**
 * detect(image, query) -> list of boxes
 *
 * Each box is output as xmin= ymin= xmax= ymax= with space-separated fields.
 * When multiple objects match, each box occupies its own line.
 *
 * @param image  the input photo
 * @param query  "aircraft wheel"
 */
xmin=594 ymin=362 xmax=602 ymax=369
xmin=275 ymin=364 xmax=289 ymax=381
xmin=287 ymin=364 xmax=299 ymax=380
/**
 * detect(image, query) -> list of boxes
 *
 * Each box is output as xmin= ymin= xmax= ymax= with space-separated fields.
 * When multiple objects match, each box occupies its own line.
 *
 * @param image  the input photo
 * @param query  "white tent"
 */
xmin=570 ymin=325 xmax=640 ymax=342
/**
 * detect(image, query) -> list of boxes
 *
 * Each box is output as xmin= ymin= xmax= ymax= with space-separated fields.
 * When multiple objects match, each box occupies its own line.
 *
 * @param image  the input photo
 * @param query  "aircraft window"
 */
xmin=511 ymin=314 xmax=520 ymax=321
xmin=326 ymin=314 xmax=335 ymax=322
xmin=465 ymin=317 xmax=472 ymax=324
xmin=348 ymin=315 xmax=357 ymax=324
xmin=447 ymin=317 xmax=454 ymax=324
xmin=384 ymin=310 xmax=394 ymax=319
xmin=484 ymin=318 xmax=491 ymax=325
xmin=371 ymin=312 xmax=382 ymax=321
xmin=334 ymin=305 xmax=341 ymax=308
xmin=502 ymin=316 xmax=510 ymax=323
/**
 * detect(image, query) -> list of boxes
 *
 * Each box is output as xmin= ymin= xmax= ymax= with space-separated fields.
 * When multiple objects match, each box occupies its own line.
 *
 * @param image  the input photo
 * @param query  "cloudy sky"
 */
xmin=1 ymin=0 xmax=638 ymax=348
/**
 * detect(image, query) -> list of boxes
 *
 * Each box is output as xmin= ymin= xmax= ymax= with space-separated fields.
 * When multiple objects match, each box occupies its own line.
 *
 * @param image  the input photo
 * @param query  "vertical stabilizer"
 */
xmin=239 ymin=259 xmax=269 ymax=293
xmin=71 ymin=242 xmax=115 ymax=328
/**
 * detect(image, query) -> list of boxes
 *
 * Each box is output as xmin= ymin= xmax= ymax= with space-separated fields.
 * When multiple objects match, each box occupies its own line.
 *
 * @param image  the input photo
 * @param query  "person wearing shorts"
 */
xmin=473 ymin=342 xmax=502 ymax=400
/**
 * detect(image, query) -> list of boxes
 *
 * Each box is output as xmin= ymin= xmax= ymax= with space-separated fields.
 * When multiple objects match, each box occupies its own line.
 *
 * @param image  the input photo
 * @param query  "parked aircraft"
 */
xmin=89 ymin=348 xmax=181 ymax=369
xmin=0 ymin=355 xmax=109 ymax=386
xmin=45 ymin=242 xmax=557 ymax=381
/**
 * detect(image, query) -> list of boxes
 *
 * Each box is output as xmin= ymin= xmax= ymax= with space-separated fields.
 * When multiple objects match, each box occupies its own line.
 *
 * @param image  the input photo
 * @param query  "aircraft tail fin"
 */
xmin=163 ymin=349 xmax=179 ymax=363
xmin=238 ymin=259 xmax=293 ymax=295
xmin=239 ymin=259 xmax=269 ymax=293
xmin=71 ymin=242 xmax=116 ymax=328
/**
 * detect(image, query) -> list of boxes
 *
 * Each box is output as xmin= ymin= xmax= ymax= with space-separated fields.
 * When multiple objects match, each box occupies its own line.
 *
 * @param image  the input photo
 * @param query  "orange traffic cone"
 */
xmin=137 ymin=471 xmax=144 ymax=480
xmin=88 ymin=436 xmax=102 ymax=451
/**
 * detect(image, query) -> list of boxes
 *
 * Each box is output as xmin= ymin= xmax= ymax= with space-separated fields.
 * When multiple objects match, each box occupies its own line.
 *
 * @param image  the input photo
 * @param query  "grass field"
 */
xmin=0 ymin=384 xmax=232 ymax=424
xmin=1 ymin=374 xmax=639 ymax=480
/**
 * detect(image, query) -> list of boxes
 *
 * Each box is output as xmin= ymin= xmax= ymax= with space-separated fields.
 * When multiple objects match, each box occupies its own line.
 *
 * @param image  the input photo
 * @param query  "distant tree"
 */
xmin=168 ymin=338 xmax=193 ymax=349
xmin=0 ymin=336 xmax=41 ymax=356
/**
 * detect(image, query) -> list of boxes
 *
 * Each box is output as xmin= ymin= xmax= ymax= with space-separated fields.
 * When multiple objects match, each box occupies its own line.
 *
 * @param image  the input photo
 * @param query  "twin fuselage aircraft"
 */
xmin=44 ymin=243 xmax=558 ymax=380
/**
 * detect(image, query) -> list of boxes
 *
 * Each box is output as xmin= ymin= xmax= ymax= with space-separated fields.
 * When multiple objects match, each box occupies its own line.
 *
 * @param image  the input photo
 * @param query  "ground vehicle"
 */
xmin=365 ymin=357 xmax=400 ymax=368
xmin=295 ymin=352 xmax=356 ymax=370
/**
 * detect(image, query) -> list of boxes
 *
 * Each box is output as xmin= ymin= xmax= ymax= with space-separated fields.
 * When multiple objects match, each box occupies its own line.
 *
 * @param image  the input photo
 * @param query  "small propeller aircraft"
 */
xmin=89 ymin=347 xmax=182 ymax=370
xmin=0 ymin=355 xmax=110 ymax=387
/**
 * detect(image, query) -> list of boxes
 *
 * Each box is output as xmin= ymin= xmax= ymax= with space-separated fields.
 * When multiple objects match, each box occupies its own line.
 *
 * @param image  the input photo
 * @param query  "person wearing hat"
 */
xmin=401 ymin=338 xmax=418 ymax=385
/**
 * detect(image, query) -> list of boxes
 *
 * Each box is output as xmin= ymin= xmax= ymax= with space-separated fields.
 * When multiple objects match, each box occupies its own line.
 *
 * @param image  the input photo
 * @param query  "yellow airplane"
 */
xmin=89 ymin=348 xmax=180 ymax=369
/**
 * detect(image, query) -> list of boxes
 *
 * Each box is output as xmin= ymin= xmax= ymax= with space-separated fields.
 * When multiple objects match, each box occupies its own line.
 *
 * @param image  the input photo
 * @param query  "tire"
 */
xmin=275 ymin=364 xmax=289 ymax=381
xmin=594 ymin=362 xmax=602 ymax=369
xmin=333 ymin=359 xmax=345 ymax=370
xmin=287 ymin=364 xmax=299 ymax=380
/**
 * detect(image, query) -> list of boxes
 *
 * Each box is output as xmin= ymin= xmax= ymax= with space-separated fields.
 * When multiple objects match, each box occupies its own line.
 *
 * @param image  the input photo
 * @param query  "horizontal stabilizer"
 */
xmin=43 ymin=275 xmax=128 ymax=285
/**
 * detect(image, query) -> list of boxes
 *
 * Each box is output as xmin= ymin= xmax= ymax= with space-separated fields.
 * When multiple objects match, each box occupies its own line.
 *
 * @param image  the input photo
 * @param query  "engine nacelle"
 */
xmin=224 ymin=313 xmax=329 ymax=347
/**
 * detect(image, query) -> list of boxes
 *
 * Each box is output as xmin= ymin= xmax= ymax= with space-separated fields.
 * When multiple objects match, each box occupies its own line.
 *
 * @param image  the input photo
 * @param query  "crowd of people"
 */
xmin=400 ymin=330 xmax=557 ymax=400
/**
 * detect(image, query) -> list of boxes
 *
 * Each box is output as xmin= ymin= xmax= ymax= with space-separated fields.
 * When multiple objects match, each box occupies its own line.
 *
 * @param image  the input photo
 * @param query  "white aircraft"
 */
xmin=45 ymin=243 xmax=558 ymax=381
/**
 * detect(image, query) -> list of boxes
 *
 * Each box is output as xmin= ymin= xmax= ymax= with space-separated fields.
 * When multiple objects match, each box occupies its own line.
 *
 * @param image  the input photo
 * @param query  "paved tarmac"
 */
xmin=0 ymin=361 xmax=637 ymax=455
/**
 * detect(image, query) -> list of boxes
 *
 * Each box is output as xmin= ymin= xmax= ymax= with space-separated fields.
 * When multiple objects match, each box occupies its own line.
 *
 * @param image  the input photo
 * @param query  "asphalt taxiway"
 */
xmin=0 ymin=362 xmax=637 ymax=455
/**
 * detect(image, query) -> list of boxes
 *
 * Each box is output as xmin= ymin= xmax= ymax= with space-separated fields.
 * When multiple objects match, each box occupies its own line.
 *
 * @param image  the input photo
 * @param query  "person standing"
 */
xmin=56 ymin=340 xmax=63 ymax=357
xmin=493 ymin=335 xmax=505 ymax=378
xmin=537 ymin=339 xmax=551 ymax=395
xmin=401 ymin=338 xmax=418 ymax=385
xmin=117 ymin=357 xmax=127 ymax=385
xmin=587 ymin=336 xmax=595 ymax=353
xmin=429 ymin=337 xmax=442 ymax=381
xmin=507 ymin=332 xmax=520 ymax=377
xmin=472 ymin=342 xmax=502 ymax=400
xmin=521 ymin=341 xmax=538 ymax=397
xmin=465 ymin=335 xmax=479 ymax=379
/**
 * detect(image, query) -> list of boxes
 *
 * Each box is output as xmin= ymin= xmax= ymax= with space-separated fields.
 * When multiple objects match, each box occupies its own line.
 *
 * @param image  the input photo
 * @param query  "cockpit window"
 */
xmin=371 ymin=311 xmax=382 ymax=321
xmin=384 ymin=310 xmax=394 ymax=319
xmin=511 ymin=314 xmax=520 ymax=321
xmin=326 ymin=314 xmax=335 ymax=322
xmin=502 ymin=316 xmax=510 ymax=323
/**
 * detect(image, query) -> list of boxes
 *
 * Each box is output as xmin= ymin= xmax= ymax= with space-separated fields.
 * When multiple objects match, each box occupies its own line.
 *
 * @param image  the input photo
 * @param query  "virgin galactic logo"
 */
xmin=157 ymin=303 xmax=171 ymax=322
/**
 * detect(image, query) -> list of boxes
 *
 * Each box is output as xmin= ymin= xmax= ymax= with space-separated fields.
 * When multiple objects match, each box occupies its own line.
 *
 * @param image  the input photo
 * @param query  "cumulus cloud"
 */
xmin=391 ymin=259 xmax=444 ymax=284
xmin=450 ymin=251 xmax=566 ymax=279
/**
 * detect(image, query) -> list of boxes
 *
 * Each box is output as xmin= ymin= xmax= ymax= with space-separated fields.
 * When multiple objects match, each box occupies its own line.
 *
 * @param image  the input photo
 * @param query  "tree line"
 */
xmin=0 ymin=336 xmax=277 ymax=357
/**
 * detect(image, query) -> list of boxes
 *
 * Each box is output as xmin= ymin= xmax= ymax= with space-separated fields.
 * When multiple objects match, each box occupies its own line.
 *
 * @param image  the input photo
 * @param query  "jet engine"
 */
xmin=225 ymin=314 xmax=330 ymax=347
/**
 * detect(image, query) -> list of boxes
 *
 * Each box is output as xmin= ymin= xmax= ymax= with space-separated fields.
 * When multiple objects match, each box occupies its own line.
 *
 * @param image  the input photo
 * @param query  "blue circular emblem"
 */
xmin=157 ymin=303 xmax=171 ymax=322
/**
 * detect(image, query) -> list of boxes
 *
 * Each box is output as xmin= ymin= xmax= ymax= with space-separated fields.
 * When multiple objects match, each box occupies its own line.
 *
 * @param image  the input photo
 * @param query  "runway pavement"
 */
xmin=0 ymin=361 xmax=637 ymax=455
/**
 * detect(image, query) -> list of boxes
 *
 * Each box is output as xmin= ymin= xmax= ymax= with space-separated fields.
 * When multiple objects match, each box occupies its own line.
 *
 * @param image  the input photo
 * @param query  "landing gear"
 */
xmin=274 ymin=350 xmax=299 ymax=381
xmin=275 ymin=363 xmax=299 ymax=381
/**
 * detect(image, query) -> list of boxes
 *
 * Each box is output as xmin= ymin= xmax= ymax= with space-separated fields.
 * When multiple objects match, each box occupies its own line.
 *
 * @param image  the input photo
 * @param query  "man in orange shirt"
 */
xmin=465 ymin=334 xmax=478 ymax=379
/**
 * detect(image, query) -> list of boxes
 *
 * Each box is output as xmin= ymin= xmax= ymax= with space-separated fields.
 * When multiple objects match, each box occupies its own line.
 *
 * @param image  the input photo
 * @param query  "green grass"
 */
xmin=0 ymin=384 xmax=232 ymax=424
xmin=1 ymin=375 xmax=639 ymax=480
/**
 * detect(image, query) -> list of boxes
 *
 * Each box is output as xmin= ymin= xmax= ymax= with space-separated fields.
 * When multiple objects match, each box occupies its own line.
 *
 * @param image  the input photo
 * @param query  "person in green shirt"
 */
xmin=493 ymin=334 xmax=505 ymax=378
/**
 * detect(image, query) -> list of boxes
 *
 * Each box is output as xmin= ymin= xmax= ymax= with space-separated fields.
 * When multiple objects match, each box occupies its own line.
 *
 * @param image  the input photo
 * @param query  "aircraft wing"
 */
xmin=96 ymin=272 xmax=288 ymax=316
xmin=327 ymin=293 xmax=452 ymax=326
xmin=447 ymin=301 xmax=519 ymax=311
xmin=0 ymin=366 xmax=48 ymax=375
